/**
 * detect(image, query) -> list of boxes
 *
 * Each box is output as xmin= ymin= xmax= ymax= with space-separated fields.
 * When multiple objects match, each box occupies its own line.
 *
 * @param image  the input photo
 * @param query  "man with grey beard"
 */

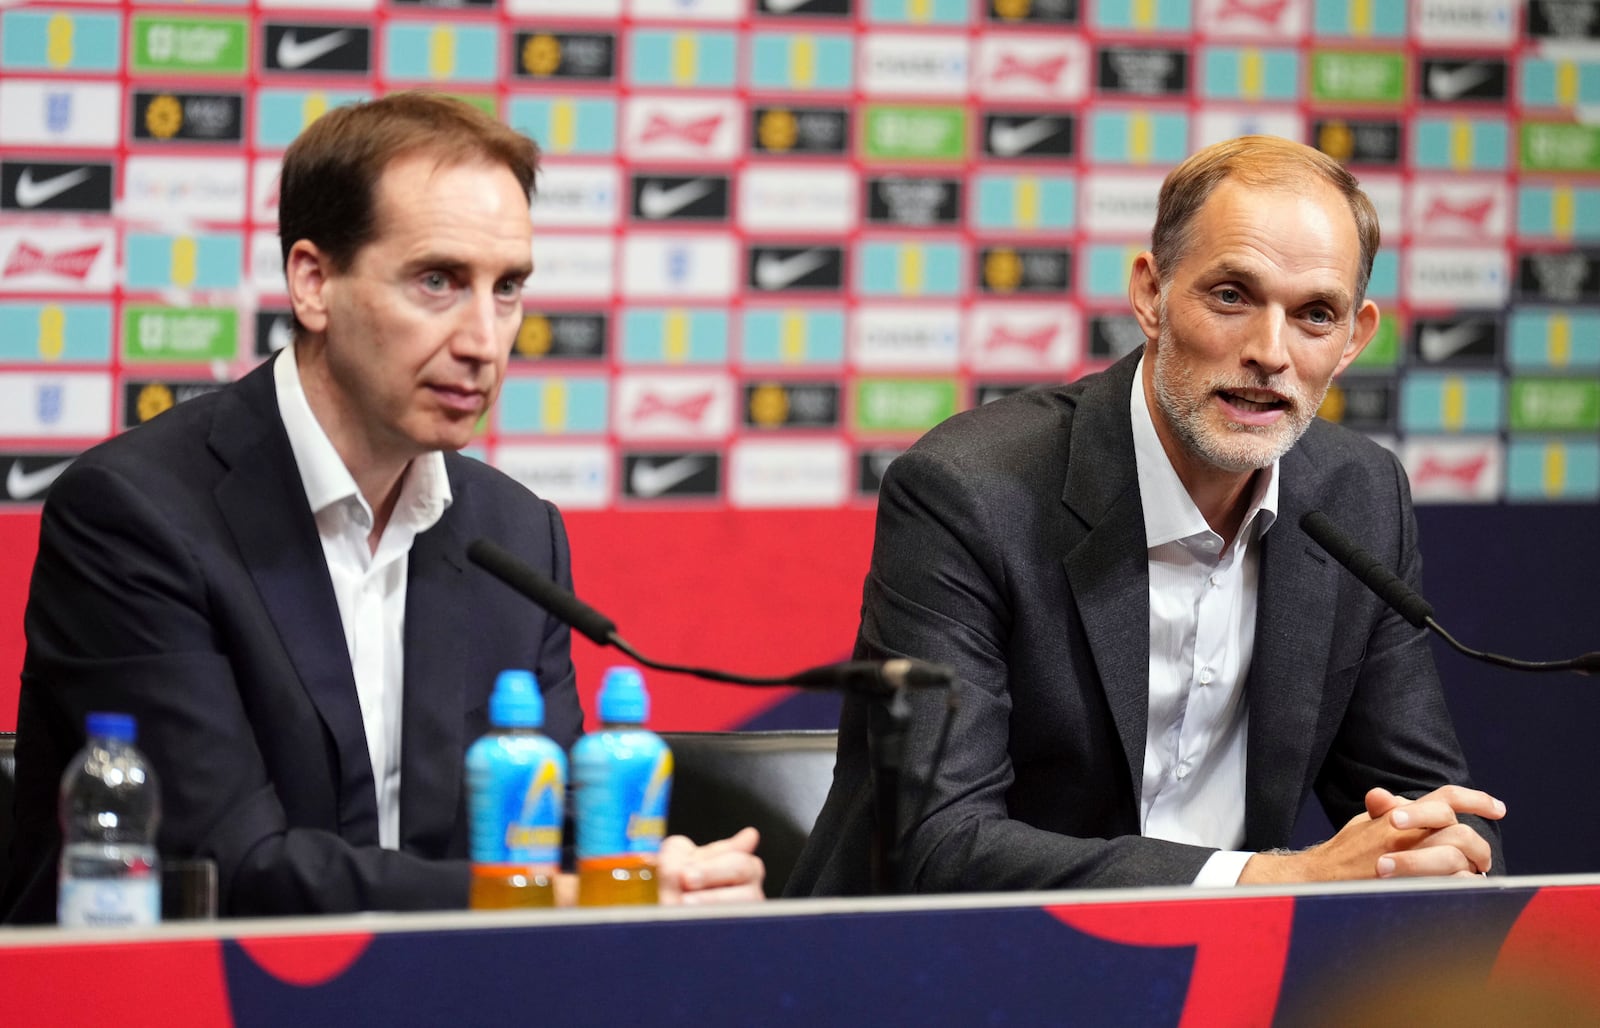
xmin=790 ymin=136 xmax=1504 ymax=896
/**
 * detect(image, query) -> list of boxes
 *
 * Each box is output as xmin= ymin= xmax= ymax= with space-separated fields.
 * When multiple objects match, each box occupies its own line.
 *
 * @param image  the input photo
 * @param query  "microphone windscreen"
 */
xmin=467 ymin=538 xmax=618 ymax=644
xmin=1300 ymin=511 xmax=1435 ymax=628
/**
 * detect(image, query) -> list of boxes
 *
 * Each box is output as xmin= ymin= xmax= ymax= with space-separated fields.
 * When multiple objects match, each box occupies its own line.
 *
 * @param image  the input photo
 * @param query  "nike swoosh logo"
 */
xmin=1419 ymin=320 xmax=1485 ymax=363
xmin=630 ymin=455 xmax=709 ymax=498
xmin=638 ymin=179 xmax=714 ymax=220
xmin=14 ymin=167 xmax=92 ymax=208
xmin=5 ymin=458 xmax=73 ymax=500
xmin=276 ymin=29 xmax=353 ymax=70
xmin=754 ymin=249 xmax=830 ymax=290
xmin=1427 ymin=63 xmax=1494 ymax=101
xmin=989 ymin=118 xmax=1062 ymax=157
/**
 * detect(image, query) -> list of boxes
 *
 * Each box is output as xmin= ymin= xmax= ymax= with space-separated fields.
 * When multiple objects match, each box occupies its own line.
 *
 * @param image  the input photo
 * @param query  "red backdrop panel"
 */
xmin=0 ymin=508 xmax=877 ymax=732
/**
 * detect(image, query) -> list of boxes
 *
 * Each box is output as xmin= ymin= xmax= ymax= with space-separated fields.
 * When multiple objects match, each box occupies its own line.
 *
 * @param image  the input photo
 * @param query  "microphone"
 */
xmin=1300 ymin=511 xmax=1600 ymax=675
xmin=466 ymin=539 xmax=616 ymax=645
xmin=466 ymin=538 xmax=956 ymax=695
xmin=1301 ymin=512 xmax=1434 ymax=628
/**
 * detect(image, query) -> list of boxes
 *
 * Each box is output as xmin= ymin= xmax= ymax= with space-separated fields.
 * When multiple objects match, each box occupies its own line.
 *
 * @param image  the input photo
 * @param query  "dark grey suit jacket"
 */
xmin=789 ymin=349 xmax=1498 ymax=895
xmin=3 ymin=356 xmax=583 ymax=921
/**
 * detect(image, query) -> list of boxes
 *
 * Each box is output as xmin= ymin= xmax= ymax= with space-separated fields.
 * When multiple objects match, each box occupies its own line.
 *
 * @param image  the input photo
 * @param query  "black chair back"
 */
xmin=660 ymin=730 xmax=837 ymax=898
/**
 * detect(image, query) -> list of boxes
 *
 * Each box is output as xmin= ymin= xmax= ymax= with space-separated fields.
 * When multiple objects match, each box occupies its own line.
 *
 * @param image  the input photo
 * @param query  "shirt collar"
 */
xmin=1130 ymin=353 xmax=1278 ymax=551
xmin=272 ymin=346 xmax=452 ymax=529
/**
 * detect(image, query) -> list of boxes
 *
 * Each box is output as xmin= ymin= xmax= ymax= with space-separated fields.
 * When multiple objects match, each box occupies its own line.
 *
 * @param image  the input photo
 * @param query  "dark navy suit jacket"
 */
xmin=789 ymin=348 xmax=1499 ymax=895
xmin=3 ymin=356 xmax=582 ymax=920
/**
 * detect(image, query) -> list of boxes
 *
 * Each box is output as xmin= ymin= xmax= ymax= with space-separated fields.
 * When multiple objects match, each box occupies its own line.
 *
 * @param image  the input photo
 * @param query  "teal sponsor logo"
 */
xmin=0 ymin=302 xmax=111 ymax=362
xmin=1507 ymin=440 xmax=1600 ymax=502
xmin=384 ymin=22 xmax=499 ymax=83
xmin=1399 ymin=372 xmax=1503 ymax=433
xmin=123 ymin=233 xmax=243 ymax=291
xmin=857 ymin=241 xmax=962 ymax=297
xmin=629 ymin=30 xmax=736 ymax=88
xmin=1 ymin=10 xmax=121 ymax=72
xmin=749 ymin=32 xmax=854 ymax=91
xmin=497 ymin=376 xmax=609 ymax=435
xmin=620 ymin=309 xmax=729 ymax=365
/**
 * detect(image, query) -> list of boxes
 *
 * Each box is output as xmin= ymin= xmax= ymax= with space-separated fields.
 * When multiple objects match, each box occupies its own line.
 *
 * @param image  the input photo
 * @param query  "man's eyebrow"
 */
xmin=401 ymin=255 xmax=533 ymax=280
xmin=1197 ymin=262 xmax=1352 ymax=311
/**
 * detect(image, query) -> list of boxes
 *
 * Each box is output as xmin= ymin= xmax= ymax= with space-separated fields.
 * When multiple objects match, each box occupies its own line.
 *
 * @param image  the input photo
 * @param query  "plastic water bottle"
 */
xmin=573 ymin=666 xmax=673 ymax=906
xmin=58 ymin=712 xmax=162 ymax=927
xmin=465 ymin=669 xmax=567 ymax=909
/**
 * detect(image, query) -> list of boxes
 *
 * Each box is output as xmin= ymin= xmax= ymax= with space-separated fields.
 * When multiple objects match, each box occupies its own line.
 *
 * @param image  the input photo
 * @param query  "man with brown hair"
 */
xmin=791 ymin=136 xmax=1504 ymax=896
xmin=4 ymin=92 xmax=762 ymax=921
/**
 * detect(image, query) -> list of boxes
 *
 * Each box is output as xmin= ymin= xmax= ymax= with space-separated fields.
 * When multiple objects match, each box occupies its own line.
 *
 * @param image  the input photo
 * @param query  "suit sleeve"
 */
xmin=10 ymin=460 xmax=467 ymax=920
xmin=1310 ymin=450 xmax=1505 ymax=871
xmin=854 ymin=448 xmax=1214 ymax=893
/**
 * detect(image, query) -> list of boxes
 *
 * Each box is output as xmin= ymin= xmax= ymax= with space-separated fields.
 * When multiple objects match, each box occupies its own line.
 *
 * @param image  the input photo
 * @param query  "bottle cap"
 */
xmin=598 ymin=666 xmax=648 ymax=724
xmin=86 ymin=711 xmax=136 ymax=743
xmin=488 ymin=670 xmax=545 ymax=728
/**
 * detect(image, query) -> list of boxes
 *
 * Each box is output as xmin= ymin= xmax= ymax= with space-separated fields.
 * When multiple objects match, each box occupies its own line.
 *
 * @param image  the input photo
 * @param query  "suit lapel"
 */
xmin=1243 ymin=446 xmax=1339 ymax=848
xmin=398 ymin=491 xmax=470 ymax=855
xmin=1060 ymin=352 xmax=1152 ymax=802
xmin=209 ymin=361 xmax=379 ymax=845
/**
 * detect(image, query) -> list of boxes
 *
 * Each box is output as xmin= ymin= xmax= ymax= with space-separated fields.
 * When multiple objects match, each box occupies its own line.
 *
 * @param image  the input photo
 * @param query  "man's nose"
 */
xmin=1241 ymin=311 xmax=1291 ymax=375
xmin=454 ymin=291 xmax=501 ymax=361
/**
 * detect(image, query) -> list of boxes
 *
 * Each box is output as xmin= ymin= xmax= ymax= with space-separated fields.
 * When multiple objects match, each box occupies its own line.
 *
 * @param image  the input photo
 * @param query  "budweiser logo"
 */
xmin=630 ymin=391 xmax=715 ymax=423
xmin=993 ymin=54 xmax=1069 ymax=86
xmin=986 ymin=324 xmax=1060 ymax=354
xmin=639 ymin=114 xmax=722 ymax=146
xmin=3 ymin=242 xmax=101 ymax=280
xmin=1423 ymin=196 xmax=1495 ymax=228
xmin=1217 ymin=0 xmax=1290 ymax=25
xmin=1414 ymin=453 xmax=1490 ymax=487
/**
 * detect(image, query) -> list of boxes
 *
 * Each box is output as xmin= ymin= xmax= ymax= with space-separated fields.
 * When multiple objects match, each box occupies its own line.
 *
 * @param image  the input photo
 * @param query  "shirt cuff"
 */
xmin=1193 ymin=849 xmax=1255 ymax=887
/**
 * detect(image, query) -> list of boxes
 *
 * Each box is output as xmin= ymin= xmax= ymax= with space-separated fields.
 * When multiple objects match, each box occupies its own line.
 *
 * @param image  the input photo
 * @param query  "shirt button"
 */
xmin=1175 ymin=762 xmax=1191 ymax=780
xmin=1198 ymin=667 xmax=1214 ymax=685
xmin=1209 ymin=574 xmax=1221 ymax=587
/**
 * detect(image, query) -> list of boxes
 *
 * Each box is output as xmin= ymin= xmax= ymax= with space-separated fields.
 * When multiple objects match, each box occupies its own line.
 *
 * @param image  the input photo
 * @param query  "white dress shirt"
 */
xmin=274 ymin=348 xmax=452 ymax=850
xmin=1130 ymin=357 xmax=1278 ymax=885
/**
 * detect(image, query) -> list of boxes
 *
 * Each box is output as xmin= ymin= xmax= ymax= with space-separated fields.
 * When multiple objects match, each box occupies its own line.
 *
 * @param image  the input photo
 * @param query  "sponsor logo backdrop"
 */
xmin=0 ymin=0 xmax=1597 ymax=727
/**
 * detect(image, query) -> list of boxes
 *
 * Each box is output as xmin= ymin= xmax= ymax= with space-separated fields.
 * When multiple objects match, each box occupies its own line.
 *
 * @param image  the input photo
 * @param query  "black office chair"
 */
xmin=660 ymin=730 xmax=837 ymax=898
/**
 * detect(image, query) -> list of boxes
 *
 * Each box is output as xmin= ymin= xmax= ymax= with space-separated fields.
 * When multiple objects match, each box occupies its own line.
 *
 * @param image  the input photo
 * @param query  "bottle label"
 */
xmin=574 ymin=734 xmax=672 ymax=860
xmin=466 ymin=737 xmax=566 ymax=867
xmin=58 ymin=877 xmax=160 ymax=927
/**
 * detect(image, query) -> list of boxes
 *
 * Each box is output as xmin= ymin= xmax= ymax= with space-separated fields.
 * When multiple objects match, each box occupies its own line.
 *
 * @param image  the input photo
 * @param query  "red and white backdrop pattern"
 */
xmin=0 ymin=0 xmax=1597 ymax=729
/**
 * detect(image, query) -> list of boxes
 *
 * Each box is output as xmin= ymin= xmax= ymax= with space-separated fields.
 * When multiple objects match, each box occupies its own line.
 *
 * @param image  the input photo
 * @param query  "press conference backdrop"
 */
xmin=0 ymin=2 xmax=1597 ymax=867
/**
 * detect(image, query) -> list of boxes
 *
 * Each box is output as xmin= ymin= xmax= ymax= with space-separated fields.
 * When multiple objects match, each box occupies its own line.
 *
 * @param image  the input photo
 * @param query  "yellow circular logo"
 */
xmin=994 ymin=0 xmax=1032 ymax=19
xmin=748 ymin=384 xmax=790 ymax=427
xmin=145 ymin=95 xmax=183 ymax=139
xmin=983 ymin=249 xmax=1024 ymax=292
xmin=522 ymin=34 xmax=561 ymax=76
xmin=136 ymin=383 xmax=176 ymax=423
xmin=517 ymin=315 xmax=552 ymax=357
xmin=757 ymin=109 xmax=798 ymax=152
xmin=1317 ymin=121 xmax=1355 ymax=163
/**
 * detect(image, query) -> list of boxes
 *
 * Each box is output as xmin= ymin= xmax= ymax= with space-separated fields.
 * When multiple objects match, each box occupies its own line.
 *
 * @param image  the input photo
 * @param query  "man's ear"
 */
xmin=1129 ymin=251 xmax=1162 ymax=344
xmin=1334 ymin=299 xmax=1381 ymax=377
xmin=285 ymin=240 xmax=333 ymax=336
